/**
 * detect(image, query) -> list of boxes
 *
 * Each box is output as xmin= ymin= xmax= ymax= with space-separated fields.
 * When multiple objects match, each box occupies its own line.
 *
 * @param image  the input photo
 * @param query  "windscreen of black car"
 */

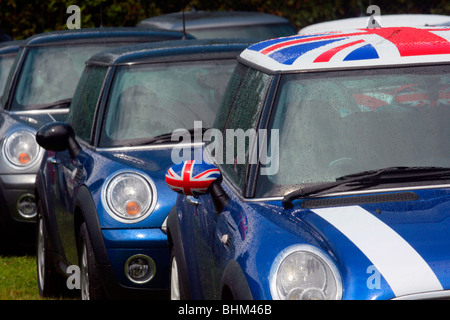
xmin=0 ymin=54 xmax=16 ymax=98
xmin=11 ymin=43 xmax=125 ymax=111
xmin=99 ymin=59 xmax=236 ymax=147
xmin=256 ymin=64 xmax=450 ymax=197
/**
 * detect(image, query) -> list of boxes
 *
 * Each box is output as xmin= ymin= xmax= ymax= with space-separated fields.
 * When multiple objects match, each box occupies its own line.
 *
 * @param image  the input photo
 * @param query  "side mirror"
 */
xmin=36 ymin=122 xmax=81 ymax=159
xmin=165 ymin=160 xmax=221 ymax=196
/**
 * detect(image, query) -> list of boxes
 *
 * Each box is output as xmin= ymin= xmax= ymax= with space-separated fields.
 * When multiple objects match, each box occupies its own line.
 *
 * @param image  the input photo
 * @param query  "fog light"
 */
xmin=124 ymin=254 xmax=156 ymax=284
xmin=17 ymin=194 xmax=37 ymax=219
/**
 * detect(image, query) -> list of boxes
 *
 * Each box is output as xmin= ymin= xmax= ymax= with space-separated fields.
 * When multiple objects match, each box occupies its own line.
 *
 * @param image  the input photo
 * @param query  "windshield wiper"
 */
xmin=33 ymin=98 xmax=72 ymax=110
xmin=127 ymin=127 xmax=210 ymax=147
xmin=282 ymin=166 xmax=450 ymax=209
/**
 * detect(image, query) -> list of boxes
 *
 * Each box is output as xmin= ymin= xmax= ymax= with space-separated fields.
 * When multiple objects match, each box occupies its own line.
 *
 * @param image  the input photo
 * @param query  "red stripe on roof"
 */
xmin=314 ymin=39 xmax=366 ymax=63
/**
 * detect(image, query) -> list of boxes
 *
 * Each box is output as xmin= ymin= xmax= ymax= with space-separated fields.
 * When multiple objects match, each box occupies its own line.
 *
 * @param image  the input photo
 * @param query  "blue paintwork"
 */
xmin=166 ymin=27 xmax=450 ymax=300
xmin=39 ymin=138 xmax=179 ymax=293
xmin=172 ymin=173 xmax=450 ymax=299
xmin=84 ymin=148 xmax=176 ymax=230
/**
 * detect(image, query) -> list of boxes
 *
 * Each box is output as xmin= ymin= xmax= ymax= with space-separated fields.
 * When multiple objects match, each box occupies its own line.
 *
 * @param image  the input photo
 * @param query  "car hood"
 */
xmin=104 ymin=147 xmax=175 ymax=174
xmin=278 ymin=187 xmax=450 ymax=299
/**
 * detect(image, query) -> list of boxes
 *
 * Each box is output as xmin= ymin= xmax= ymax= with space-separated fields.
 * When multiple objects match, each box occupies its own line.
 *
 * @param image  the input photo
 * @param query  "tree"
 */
xmin=0 ymin=0 xmax=448 ymax=40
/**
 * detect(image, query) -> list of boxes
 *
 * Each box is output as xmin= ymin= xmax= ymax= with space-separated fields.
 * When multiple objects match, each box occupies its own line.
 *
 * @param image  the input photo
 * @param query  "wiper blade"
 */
xmin=282 ymin=166 xmax=450 ymax=209
xmin=127 ymin=127 xmax=210 ymax=147
xmin=32 ymin=98 xmax=72 ymax=110
xmin=337 ymin=166 xmax=450 ymax=181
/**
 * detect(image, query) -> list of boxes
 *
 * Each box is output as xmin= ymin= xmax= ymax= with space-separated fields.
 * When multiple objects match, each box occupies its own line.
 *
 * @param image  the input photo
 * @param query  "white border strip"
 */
xmin=312 ymin=205 xmax=443 ymax=297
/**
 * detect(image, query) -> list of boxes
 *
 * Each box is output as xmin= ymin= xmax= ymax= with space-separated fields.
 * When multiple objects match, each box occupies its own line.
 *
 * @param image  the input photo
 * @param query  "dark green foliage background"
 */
xmin=1 ymin=0 xmax=449 ymax=39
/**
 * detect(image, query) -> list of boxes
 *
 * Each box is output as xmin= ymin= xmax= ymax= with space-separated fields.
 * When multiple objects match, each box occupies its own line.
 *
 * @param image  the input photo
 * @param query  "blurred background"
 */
xmin=0 ymin=0 xmax=449 ymax=40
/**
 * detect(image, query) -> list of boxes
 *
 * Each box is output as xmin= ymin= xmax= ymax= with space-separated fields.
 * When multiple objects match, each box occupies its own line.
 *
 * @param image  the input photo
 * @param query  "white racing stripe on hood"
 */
xmin=312 ymin=205 xmax=443 ymax=297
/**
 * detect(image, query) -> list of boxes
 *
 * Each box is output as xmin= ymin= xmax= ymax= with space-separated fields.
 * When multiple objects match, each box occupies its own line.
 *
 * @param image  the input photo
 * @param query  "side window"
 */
xmin=67 ymin=65 xmax=107 ymax=142
xmin=213 ymin=63 xmax=246 ymax=132
xmin=1 ymin=47 xmax=23 ymax=108
xmin=219 ymin=66 xmax=271 ymax=191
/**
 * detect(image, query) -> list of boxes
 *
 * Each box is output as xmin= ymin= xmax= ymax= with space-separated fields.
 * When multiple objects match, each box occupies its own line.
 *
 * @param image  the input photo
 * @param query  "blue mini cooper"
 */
xmin=165 ymin=26 xmax=450 ymax=300
xmin=35 ymin=39 xmax=252 ymax=299
xmin=0 ymin=28 xmax=188 ymax=248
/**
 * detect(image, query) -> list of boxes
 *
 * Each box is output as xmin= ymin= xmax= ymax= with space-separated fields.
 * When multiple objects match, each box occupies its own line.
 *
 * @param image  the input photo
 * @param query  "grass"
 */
xmin=0 ymin=254 xmax=42 ymax=300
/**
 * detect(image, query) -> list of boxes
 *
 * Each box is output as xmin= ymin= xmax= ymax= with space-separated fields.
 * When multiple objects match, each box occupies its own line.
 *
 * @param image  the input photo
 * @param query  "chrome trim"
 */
xmin=94 ymin=142 xmax=204 ymax=152
xmin=186 ymin=195 xmax=199 ymax=206
xmin=8 ymin=108 xmax=69 ymax=115
xmin=393 ymin=290 xmax=450 ymax=300
xmin=161 ymin=216 xmax=168 ymax=234
xmin=269 ymin=244 xmax=343 ymax=300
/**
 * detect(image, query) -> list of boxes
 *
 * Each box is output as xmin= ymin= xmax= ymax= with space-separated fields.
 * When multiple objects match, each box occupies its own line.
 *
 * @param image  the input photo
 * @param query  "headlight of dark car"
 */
xmin=270 ymin=244 xmax=342 ymax=300
xmin=3 ymin=130 xmax=42 ymax=169
xmin=102 ymin=171 xmax=157 ymax=224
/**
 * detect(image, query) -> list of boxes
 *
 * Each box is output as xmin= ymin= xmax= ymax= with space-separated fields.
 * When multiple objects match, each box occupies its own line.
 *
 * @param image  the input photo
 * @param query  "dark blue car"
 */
xmin=165 ymin=27 xmax=450 ymax=300
xmin=34 ymin=39 xmax=252 ymax=299
xmin=0 ymin=28 xmax=187 ymax=248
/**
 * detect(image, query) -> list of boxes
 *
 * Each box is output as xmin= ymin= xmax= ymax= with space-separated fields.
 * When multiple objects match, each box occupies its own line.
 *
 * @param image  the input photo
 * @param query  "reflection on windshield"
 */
xmin=0 ymin=54 xmax=15 ymax=97
xmin=12 ymin=44 xmax=119 ymax=111
xmin=262 ymin=65 xmax=450 ymax=196
xmin=100 ymin=60 xmax=236 ymax=147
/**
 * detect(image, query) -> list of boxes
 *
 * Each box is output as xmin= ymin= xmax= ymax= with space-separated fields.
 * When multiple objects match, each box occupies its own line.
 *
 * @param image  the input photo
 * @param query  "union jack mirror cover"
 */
xmin=165 ymin=160 xmax=221 ymax=196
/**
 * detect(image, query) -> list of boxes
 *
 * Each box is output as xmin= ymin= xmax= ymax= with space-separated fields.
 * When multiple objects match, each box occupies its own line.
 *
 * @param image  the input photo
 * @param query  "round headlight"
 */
xmin=270 ymin=245 xmax=342 ymax=300
xmin=102 ymin=171 xmax=157 ymax=223
xmin=3 ymin=130 xmax=41 ymax=169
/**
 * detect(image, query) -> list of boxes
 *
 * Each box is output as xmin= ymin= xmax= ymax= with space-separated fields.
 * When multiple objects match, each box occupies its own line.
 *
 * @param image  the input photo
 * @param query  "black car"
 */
xmin=138 ymin=10 xmax=296 ymax=40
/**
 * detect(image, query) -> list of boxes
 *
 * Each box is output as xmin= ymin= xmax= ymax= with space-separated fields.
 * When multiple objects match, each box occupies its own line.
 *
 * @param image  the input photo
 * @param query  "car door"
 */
xmin=191 ymin=65 xmax=272 ymax=298
xmin=47 ymin=65 xmax=108 ymax=265
xmin=49 ymin=149 xmax=84 ymax=265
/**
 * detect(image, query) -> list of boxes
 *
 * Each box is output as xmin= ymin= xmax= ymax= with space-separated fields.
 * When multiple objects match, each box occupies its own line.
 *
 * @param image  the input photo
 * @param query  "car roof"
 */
xmin=137 ymin=10 xmax=292 ymax=31
xmin=22 ymin=27 xmax=188 ymax=47
xmin=0 ymin=40 xmax=25 ymax=55
xmin=299 ymin=14 xmax=450 ymax=34
xmin=87 ymin=38 xmax=253 ymax=66
xmin=239 ymin=26 xmax=450 ymax=73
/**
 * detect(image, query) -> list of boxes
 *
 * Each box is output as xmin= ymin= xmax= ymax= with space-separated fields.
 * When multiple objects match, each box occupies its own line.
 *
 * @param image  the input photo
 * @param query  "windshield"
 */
xmin=11 ymin=43 xmax=120 ymax=111
xmin=189 ymin=23 xmax=295 ymax=40
xmin=99 ymin=59 xmax=236 ymax=147
xmin=0 ymin=54 xmax=16 ymax=97
xmin=257 ymin=64 xmax=450 ymax=197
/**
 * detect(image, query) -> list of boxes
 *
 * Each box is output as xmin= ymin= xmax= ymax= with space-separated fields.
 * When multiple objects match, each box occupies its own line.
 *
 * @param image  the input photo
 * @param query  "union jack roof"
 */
xmin=239 ymin=27 xmax=450 ymax=72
